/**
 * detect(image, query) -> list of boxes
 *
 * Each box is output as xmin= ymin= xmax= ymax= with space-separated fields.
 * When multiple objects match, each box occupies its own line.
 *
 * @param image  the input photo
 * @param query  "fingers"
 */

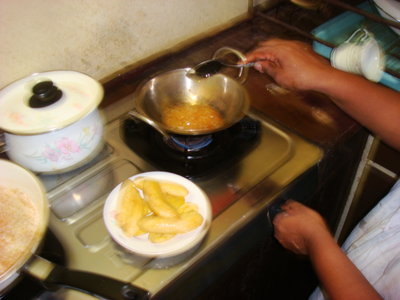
xmin=271 ymin=199 xmax=329 ymax=255
xmin=245 ymin=46 xmax=279 ymax=63
xmin=272 ymin=210 xmax=288 ymax=226
xmin=245 ymin=41 xmax=293 ymax=78
xmin=272 ymin=211 xmax=307 ymax=255
xmin=280 ymin=199 xmax=299 ymax=212
xmin=246 ymin=38 xmax=314 ymax=68
xmin=272 ymin=199 xmax=307 ymax=228
xmin=254 ymin=60 xmax=279 ymax=76
xmin=245 ymin=38 xmax=332 ymax=92
xmin=245 ymin=38 xmax=283 ymax=63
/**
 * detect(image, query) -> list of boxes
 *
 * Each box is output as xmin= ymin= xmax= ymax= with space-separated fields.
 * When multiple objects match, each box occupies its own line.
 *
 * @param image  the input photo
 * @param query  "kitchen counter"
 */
xmin=3 ymin=2 xmax=372 ymax=300
xmin=92 ymin=4 xmax=370 ymax=299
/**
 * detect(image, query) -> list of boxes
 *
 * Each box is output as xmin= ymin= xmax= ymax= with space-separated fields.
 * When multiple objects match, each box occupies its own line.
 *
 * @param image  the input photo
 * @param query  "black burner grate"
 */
xmin=122 ymin=116 xmax=261 ymax=179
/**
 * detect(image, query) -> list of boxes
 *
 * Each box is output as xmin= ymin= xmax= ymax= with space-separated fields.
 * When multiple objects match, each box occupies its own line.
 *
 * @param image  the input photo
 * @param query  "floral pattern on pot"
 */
xmin=26 ymin=125 xmax=100 ymax=164
xmin=4 ymin=109 xmax=105 ymax=174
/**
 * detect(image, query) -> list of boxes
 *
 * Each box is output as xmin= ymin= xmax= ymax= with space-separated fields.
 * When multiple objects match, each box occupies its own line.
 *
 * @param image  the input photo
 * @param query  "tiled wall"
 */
xmin=0 ymin=0 xmax=270 ymax=88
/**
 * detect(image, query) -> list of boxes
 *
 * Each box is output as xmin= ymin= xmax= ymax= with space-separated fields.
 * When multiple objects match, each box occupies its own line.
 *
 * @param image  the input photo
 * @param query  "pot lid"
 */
xmin=0 ymin=71 xmax=103 ymax=135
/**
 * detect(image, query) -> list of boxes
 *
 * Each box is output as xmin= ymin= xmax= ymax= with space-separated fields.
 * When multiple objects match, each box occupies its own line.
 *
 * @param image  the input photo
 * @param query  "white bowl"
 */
xmin=373 ymin=0 xmax=400 ymax=35
xmin=103 ymin=171 xmax=212 ymax=258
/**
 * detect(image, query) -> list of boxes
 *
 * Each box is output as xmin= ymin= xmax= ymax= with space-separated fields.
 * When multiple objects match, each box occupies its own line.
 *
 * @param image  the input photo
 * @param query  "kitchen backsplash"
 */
xmin=0 ymin=0 xmax=271 ymax=89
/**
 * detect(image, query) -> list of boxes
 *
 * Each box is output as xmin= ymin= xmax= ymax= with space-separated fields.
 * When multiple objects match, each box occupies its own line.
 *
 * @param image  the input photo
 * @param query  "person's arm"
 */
xmin=313 ymin=68 xmax=400 ymax=150
xmin=273 ymin=200 xmax=383 ymax=300
xmin=245 ymin=39 xmax=400 ymax=151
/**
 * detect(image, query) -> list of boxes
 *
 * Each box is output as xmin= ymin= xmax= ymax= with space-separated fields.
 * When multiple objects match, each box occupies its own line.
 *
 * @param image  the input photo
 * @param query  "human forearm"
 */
xmin=308 ymin=231 xmax=383 ymax=300
xmin=246 ymin=39 xmax=400 ymax=150
xmin=273 ymin=200 xmax=382 ymax=299
xmin=308 ymin=68 xmax=400 ymax=150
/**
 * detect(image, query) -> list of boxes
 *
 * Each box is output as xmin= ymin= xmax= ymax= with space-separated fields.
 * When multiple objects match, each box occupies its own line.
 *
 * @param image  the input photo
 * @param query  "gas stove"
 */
xmin=4 ymin=13 xmax=327 ymax=298
xmin=5 ymin=94 xmax=319 ymax=299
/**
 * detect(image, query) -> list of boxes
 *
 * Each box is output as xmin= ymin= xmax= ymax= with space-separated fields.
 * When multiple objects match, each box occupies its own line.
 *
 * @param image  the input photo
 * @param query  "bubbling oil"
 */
xmin=162 ymin=104 xmax=224 ymax=131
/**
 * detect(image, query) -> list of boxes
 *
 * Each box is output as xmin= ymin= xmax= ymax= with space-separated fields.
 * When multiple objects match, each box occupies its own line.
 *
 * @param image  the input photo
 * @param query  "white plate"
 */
xmin=103 ymin=171 xmax=212 ymax=258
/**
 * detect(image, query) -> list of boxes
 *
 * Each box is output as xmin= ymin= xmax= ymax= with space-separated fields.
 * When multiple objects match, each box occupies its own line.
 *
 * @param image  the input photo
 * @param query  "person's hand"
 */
xmin=272 ymin=200 xmax=331 ymax=255
xmin=245 ymin=38 xmax=332 ymax=91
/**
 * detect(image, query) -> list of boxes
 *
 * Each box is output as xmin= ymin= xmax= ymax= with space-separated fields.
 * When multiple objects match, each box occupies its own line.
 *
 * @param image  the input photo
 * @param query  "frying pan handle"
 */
xmin=212 ymin=47 xmax=249 ymax=84
xmin=44 ymin=265 xmax=150 ymax=300
xmin=128 ymin=110 xmax=171 ymax=141
xmin=25 ymin=256 xmax=150 ymax=300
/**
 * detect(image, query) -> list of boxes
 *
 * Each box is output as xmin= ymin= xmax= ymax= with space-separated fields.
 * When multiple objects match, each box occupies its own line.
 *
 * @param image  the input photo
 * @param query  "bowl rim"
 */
xmin=103 ymin=171 xmax=212 ymax=258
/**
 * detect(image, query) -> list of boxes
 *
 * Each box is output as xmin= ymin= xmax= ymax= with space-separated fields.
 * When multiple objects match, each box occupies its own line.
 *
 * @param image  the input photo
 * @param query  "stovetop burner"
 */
xmin=122 ymin=116 xmax=261 ymax=179
xmin=167 ymin=135 xmax=213 ymax=152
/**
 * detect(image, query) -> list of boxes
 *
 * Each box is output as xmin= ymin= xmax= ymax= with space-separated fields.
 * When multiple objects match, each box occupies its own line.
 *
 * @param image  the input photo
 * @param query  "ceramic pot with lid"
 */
xmin=0 ymin=71 xmax=105 ymax=174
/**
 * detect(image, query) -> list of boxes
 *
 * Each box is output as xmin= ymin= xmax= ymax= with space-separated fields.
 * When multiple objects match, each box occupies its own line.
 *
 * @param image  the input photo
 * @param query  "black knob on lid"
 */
xmin=29 ymin=80 xmax=63 ymax=108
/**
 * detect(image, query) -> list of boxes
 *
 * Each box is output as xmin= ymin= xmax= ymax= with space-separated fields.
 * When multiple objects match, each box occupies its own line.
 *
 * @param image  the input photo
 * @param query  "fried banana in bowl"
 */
xmin=103 ymin=171 xmax=211 ymax=258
